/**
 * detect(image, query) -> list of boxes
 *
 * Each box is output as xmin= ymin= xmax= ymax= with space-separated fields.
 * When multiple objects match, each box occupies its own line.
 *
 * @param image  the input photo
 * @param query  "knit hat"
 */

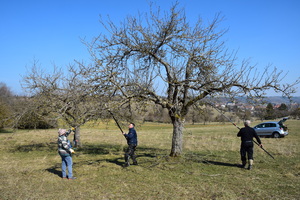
xmin=58 ymin=128 xmax=67 ymax=136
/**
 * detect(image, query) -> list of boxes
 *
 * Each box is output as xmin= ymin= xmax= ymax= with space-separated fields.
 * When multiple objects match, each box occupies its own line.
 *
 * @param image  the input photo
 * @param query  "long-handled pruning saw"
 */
xmin=106 ymin=105 xmax=124 ymax=133
xmin=207 ymin=102 xmax=275 ymax=159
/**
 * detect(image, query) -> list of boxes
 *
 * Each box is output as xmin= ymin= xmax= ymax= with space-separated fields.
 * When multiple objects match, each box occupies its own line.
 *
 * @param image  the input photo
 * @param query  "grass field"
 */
xmin=0 ymin=120 xmax=299 ymax=200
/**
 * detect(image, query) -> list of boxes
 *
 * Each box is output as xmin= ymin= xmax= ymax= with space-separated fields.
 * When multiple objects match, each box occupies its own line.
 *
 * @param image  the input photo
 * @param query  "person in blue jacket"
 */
xmin=122 ymin=123 xmax=138 ymax=167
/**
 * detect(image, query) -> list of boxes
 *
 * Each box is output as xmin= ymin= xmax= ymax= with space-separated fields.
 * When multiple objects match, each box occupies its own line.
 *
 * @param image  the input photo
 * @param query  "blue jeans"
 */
xmin=60 ymin=155 xmax=73 ymax=178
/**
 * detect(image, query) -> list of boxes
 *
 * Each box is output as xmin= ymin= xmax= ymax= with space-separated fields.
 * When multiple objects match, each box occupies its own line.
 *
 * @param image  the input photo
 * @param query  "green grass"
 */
xmin=0 ymin=121 xmax=299 ymax=199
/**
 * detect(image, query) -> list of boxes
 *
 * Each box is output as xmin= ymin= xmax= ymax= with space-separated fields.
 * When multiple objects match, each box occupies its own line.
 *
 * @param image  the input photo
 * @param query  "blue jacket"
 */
xmin=124 ymin=127 xmax=138 ymax=145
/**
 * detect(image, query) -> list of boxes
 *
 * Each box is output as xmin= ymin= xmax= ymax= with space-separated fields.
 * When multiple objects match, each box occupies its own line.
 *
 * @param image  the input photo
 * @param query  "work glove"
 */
xmin=69 ymin=149 xmax=75 ymax=154
xmin=71 ymin=127 xmax=76 ymax=131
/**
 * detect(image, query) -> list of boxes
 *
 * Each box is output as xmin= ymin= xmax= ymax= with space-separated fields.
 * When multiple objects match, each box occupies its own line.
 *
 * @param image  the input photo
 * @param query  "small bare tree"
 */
xmin=0 ymin=82 xmax=13 ymax=128
xmin=84 ymin=3 xmax=299 ymax=156
xmin=22 ymin=61 xmax=107 ymax=147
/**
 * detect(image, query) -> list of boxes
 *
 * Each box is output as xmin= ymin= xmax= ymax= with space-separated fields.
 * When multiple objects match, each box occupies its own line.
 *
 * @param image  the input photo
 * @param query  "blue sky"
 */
xmin=1 ymin=0 xmax=299 ymax=96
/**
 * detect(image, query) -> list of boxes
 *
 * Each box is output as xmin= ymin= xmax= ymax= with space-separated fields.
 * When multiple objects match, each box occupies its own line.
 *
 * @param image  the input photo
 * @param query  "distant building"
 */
xmin=226 ymin=102 xmax=235 ymax=106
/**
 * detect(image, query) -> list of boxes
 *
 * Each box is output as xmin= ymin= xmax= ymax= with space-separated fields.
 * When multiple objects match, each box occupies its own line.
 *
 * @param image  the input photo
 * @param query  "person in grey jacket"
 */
xmin=57 ymin=128 xmax=76 ymax=180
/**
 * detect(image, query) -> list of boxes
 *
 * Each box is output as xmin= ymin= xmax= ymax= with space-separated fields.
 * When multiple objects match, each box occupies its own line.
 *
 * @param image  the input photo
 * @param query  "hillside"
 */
xmin=214 ymin=96 xmax=300 ymax=104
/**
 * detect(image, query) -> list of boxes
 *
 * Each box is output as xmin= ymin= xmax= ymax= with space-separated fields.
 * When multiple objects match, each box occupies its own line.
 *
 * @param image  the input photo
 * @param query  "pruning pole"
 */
xmin=207 ymin=102 xmax=275 ymax=159
xmin=106 ymin=107 xmax=124 ymax=133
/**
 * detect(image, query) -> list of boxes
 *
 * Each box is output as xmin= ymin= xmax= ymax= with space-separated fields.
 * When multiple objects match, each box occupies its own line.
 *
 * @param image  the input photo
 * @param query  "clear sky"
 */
xmin=1 ymin=0 xmax=299 ymax=96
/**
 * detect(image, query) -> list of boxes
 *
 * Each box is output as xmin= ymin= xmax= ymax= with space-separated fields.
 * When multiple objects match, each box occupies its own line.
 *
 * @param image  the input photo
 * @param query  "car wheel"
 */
xmin=273 ymin=132 xmax=280 ymax=138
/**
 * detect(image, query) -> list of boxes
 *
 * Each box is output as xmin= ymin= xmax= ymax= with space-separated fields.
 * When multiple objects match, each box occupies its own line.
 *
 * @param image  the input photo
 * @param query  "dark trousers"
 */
xmin=240 ymin=141 xmax=254 ymax=161
xmin=125 ymin=144 xmax=137 ymax=164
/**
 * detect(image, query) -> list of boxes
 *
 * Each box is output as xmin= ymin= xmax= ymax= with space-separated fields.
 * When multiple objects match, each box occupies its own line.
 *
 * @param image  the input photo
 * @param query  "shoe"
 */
xmin=68 ymin=177 xmax=77 ymax=180
xmin=123 ymin=163 xmax=130 ymax=168
xmin=62 ymin=177 xmax=68 ymax=180
xmin=241 ymin=161 xmax=247 ymax=169
xmin=133 ymin=162 xmax=138 ymax=165
xmin=248 ymin=165 xmax=252 ymax=170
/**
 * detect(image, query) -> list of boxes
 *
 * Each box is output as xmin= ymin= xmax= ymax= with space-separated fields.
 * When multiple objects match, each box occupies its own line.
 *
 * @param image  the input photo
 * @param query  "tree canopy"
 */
xmin=83 ymin=3 xmax=298 ymax=156
xmin=21 ymin=3 xmax=299 ymax=156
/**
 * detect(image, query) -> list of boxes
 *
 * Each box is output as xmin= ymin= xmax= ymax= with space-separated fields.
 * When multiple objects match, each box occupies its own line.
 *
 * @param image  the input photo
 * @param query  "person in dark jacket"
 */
xmin=122 ymin=123 xmax=138 ymax=167
xmin=237 ymin=120 xmax=263 ymax=170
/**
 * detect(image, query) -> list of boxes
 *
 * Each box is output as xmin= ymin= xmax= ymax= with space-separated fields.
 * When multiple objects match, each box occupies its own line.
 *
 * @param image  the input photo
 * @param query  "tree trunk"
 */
xmin=73 ymin=126 xmax=82 ymax=148
xmin=169 ymin=117 xmax=184 ymax=157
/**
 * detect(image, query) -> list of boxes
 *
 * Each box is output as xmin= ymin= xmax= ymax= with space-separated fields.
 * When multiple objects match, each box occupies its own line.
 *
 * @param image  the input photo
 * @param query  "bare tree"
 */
xmin=22 ymin=61 xmax=107 ymax=147
xmin=84 ymin=3 xmax=298 ymax=156
xmin=0 ymin=82 xmax=13 ymax=128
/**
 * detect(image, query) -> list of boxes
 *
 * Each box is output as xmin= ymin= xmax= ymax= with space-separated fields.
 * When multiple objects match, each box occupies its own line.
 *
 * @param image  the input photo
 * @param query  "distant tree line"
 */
xmin=0 ymin=82 xmax=57 ymax=129
xmin=1 ymin=82 xmax=299 ymax=131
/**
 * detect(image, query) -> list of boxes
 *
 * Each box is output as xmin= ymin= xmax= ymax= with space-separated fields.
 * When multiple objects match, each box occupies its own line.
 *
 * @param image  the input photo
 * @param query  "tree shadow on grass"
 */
xmin=14 ymin=142 xmax=56 ymax=152
xmin=184 ymin=152 xmax=239 ymax=168
xmin=0 ymin=128 xmax=14 ymax=134
xmin=46 ymin=166 xmax=62 ymax=178
xmin=105 ymin=157 xmax=124 ymax=166
xmin=77 ymin=143 xmax=123 ymax=155
xmin=104 ymin=151 xmax=159 ymax=166
xmin=15 ymin=143 xmax=167 ymax=174
xmin=75 ymin=145 xmax=165 ymax=167
xmin=78 ymin=144 xmax=164 ymax=156
xmin=14 ymin=142 xmax=164 ymax=158
xmin=80 ymin=157 xmax=125 ymax=167
xmin=202 ymin=160 xmax=239 ymax=168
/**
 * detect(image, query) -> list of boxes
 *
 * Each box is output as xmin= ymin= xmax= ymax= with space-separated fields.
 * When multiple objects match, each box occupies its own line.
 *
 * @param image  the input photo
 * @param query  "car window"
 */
xmin=266 ymin=123 xmax=275 ymax=127
xmin=255 ymin=123 xmax=278 ymax=128
xmin=269 ymin=123 xmax=276 ymax=127
xmin=256 ymin=124 xmax=265 ymax=128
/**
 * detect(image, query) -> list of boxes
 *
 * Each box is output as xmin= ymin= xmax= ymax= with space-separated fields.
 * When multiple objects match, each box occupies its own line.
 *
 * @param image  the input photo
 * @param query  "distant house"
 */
xmin=226 ymin=102 xmax=235 ymax=106
xmin=274 ymin=104 xmax=281 ymax=109
xmin=244 ymin=105 xmax=254 ymax=111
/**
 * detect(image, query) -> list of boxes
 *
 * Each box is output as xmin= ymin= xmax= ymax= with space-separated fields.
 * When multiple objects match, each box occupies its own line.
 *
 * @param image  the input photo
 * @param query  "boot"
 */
xmin=241 ymin=161 xmax=247 ymax=169
xmin=248 ymin=159 xmax=253 ymax=170
xmin=132 ymin=156 xmax=138 ymax=165
xmin=123 ymin=155 xmax=130 ymax=167
xmin=123 ymin=162 xmax=130 ymax=167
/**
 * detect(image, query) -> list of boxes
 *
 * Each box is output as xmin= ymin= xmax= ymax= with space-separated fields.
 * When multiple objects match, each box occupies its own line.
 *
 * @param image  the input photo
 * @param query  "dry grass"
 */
xmin=0 ymin=120 xmax=299 ymax=199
